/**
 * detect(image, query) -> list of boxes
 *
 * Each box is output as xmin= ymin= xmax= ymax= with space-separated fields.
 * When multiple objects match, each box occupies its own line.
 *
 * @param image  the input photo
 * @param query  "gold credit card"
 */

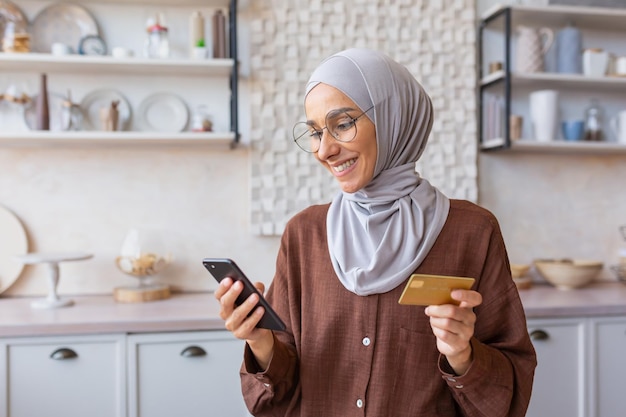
xmin=398 ymin=274 xmax=475 ymax=306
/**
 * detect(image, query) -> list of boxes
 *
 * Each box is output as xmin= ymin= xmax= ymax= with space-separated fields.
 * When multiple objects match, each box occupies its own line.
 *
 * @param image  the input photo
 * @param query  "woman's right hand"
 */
xmin=214 ymin=278 xmax=275 ymax=369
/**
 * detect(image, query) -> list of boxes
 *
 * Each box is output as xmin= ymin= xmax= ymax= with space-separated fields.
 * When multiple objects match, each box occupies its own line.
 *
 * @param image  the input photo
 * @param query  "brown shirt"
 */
xmin=241 ymin=200 xmax=536 ymax=416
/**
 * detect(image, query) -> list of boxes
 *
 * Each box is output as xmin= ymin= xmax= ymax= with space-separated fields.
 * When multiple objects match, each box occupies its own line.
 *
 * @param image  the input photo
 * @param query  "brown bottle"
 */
xmin=36 ymin=73 xmax=50 ymax=130
xmin=212 ymin=9 xmax=226 ymax=58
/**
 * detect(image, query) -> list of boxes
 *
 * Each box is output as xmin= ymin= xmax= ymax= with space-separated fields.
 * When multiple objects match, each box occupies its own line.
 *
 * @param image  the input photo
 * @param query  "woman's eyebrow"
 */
xmin=305 ymin=107 xmax=357 ymax=125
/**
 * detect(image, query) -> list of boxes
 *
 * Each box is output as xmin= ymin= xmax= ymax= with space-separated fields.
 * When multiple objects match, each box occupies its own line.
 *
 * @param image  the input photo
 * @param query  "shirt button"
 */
xmin=356 ymin=398 xmax=364 ymax=408
xmin=447 ymin=377 xmax=456 ymax=382
xmin=456 ymin=384 xmax=464 ymax=389
xmin=362 ymin=337 xmax=371 ymax=346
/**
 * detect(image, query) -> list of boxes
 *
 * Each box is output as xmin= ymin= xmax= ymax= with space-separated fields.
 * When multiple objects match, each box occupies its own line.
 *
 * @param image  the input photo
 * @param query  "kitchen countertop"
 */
xmin=0 ymin=282 xmax=625 ymax=338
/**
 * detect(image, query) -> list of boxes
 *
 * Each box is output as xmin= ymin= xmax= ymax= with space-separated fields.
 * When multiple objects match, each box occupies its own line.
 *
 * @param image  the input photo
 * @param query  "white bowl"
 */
xmin=534 ymin=259 xmax=603 ymax=290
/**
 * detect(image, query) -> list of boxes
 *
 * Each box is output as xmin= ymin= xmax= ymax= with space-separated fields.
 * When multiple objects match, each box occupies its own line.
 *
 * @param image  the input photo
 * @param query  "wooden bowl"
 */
xmin=534 ymin=259 xmax=603 ymax=290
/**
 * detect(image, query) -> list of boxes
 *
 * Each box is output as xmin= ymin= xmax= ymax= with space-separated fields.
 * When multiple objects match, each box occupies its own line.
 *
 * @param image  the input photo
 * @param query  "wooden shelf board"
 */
xmin=482 ymin=4 xmax=626 ymax=31
xmin=0 ymin=53 xmax=234 ymax=77
xmin=0 ymin=131 xmax=237 ymax=148
xmin=481 ymin=139 xmax=626 ymax=154
xmin=481 ymin=72 xmax=626 ymax=90
xmin=72 ymin=0 xmax=230 ymax=7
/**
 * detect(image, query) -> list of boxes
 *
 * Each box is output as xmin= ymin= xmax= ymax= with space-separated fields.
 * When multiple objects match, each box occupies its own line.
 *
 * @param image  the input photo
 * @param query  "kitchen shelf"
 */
xmin=480 ymin=70 xmax=626 ymax=92
xmin=0 ymin=53 xmax=234 ymax=77
xmin=478 ymin=4 xmax=626 ymax=152
xmin=0 ymin=131 xmax=237 ymax=148
xmin=481 ymin=3 xmax=626 ymax=31
xmin=481 ymin=138 xmax=626 ymax=154
xmin=72 ymin=0 xmax=230 ymax=6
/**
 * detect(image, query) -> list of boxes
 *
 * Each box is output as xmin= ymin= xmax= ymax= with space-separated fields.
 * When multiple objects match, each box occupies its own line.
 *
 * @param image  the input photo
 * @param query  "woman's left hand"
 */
xmin=425 ymin=289 xmax=483 ymax=375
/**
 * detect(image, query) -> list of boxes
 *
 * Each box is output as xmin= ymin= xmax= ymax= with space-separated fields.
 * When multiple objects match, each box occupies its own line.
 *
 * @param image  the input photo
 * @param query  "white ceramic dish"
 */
xmin=81 ymin=88 xmax=131 ymax=131
xmin=30 ymin=3 xmax=99 ymax=53
xmin=23 ymin=91 xmax=65 ymax=131
xmin=136 ymin=93 xmax=189 ymax=132
xmin=0 ymin=204 xmax=28 ymax=294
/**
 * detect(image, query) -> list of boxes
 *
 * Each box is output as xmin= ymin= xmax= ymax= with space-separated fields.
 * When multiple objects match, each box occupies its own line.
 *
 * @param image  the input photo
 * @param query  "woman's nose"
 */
xmin=316 ymin=130 xmax=339 ymax=159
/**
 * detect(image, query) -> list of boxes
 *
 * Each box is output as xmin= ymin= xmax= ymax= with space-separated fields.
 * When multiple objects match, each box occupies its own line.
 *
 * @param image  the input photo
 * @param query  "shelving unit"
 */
xmin=0 ymin=0 xmax=240 ymax=148
xmin=478 ymin=4 xmax=626 ymax=153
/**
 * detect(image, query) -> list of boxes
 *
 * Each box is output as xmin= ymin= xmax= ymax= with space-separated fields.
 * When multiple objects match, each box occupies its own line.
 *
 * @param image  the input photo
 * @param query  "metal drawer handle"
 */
xmin=529 ymin=329 xmax=550 ymax=341
xmin=50 ymin=347 xmax=78 ymax=360
xmin=180 ymin=345 xmax=207 ymax=357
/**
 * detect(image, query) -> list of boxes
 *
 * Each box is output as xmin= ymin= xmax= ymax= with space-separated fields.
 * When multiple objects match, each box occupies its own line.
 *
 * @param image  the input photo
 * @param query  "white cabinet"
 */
xmin=0 ymin=0 xmax=239 ymax=148
xmin=478 ymin=4 xmax=626 ymax=153
xmin=127 ymin=331 xmax=248 ymax=417
xmin=526 ymin=318 xmax=586 ymax=417
xmin=591 ymin=317 xmax=626 ymax=417
xmin=0 ymin=334 xmax=126 ymax=417
xmin=527 ymin=315 xmax=626 ymax=417
xmin=0 ymin=330 xmax=249 ymax=417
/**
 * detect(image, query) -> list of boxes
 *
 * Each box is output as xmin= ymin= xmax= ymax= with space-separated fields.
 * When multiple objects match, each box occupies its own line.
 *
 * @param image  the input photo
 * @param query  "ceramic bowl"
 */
xmin=534 ymin=259 xmax=603 ymax=290
xmin=510 ymin=263 xmax=530 ymax=279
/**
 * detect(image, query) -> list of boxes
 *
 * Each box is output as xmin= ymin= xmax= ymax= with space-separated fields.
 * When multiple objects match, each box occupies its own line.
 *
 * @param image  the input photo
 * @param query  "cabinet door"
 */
xmin=526 ymin=319 xmax=586 ymax=417
xmin=127 ymin=331 xmax=249 ymax=417
xmin=593 ymin=318 xmax=626 ymax=417
xmin=3 ymin=334 xmax=126 ymax=417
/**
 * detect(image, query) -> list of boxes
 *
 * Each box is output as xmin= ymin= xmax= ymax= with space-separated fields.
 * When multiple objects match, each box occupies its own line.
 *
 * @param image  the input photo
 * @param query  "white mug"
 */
xmin=51 ymin=42 xmax=72 ymax=56
xmin=529 ymin=89 xmax=559 ymax=142
xmin=610 ymin=110 xmax=626 ymax=144
xmin=615 ymin=56 xmax=626 ymax=76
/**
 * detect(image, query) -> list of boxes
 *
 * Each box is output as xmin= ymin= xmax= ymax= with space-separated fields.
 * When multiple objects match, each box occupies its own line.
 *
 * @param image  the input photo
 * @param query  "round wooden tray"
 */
xmin=113 ymin=284 xmax=170 ymax=303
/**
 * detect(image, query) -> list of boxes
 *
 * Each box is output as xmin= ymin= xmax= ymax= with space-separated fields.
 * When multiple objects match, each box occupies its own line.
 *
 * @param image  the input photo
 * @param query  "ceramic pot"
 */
xmin=516 ymin=25 xmax=554 ymax=73
xmin=583 ymin=49 xmax=609 ymax=77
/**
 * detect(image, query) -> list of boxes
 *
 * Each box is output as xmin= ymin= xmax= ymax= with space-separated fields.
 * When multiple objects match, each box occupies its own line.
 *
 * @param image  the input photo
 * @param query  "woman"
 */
xmin=216 ymin=48 xmax=536 ymax=416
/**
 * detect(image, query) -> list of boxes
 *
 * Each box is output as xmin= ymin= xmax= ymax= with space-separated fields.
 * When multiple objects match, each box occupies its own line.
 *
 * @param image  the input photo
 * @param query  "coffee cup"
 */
xmin=51 ymin=42 xmax=72 ymax=56
xmin=561 ymin=120 xmax=584 ymax=141
xmin=112 ymin=47 xmax=133 ymax=58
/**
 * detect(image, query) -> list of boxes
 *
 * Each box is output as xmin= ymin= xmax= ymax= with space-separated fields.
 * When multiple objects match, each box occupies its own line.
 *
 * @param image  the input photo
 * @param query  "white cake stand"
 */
xmin=15 ymin=252 xmax=93 ymax=309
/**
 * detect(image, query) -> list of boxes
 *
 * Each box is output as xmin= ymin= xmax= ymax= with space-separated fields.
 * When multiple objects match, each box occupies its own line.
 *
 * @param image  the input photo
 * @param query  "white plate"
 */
xmin=81 ymin=89 xmax=131 ymax=131
xmin=23 ymin=91 xmax=65 ymax=131
xmin=0 ymin=204 xmax=28 ymax=294
xmin=30 ymin=3 xmax=99 ymax=53
xmin=137 ymin=93 xmax=189 ymax=132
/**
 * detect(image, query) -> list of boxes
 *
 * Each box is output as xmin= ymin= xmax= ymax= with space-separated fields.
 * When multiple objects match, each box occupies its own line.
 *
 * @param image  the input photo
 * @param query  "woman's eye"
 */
xmin=310 ymin=130 xmax=323 ymax=139
xmin=334 ymin=119 xmax=355 ymax=132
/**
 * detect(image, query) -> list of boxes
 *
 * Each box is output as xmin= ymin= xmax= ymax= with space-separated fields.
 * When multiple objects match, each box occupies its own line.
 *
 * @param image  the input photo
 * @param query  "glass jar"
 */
xmin=144 ymin=22 xmax=169 ymax=59
xmin=2 ymin=21 xmax=30 ymax=53
xmin=584 ymin=99 xmax=604 ymax=141
xmin=191 ymin=105 xmax=213 ymax=132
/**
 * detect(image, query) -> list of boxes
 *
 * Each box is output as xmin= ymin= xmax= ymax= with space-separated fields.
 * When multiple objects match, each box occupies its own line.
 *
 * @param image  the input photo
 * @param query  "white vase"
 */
xmin=529 ymin=90 xmax=559 ymax=142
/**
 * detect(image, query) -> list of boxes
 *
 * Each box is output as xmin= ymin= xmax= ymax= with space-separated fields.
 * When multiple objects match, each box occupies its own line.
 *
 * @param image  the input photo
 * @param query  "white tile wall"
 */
xmin=246 ymin=0 xmax=478 ymax=235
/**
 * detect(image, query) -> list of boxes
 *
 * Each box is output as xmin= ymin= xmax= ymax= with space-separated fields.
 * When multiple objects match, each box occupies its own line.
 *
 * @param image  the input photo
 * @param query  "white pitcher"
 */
xmin=516 ymin=26 xmax=554 ymax=73
xmin=610 ymin=110 xmax=626 ymax=144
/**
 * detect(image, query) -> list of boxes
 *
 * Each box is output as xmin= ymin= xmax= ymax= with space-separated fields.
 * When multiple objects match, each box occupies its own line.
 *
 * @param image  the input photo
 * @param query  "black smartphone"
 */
xmin=202 ymin=258 xmax=286 ymax=331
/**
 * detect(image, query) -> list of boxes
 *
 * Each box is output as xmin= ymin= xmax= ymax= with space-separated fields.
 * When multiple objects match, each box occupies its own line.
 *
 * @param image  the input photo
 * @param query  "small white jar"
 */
xmin=583 ymin=48 xmax=609 ymax=78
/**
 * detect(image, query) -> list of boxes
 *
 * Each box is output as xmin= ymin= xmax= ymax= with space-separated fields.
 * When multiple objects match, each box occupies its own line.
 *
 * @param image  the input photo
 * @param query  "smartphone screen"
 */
xmin=202 ymin=258 xmax=286 ymax=331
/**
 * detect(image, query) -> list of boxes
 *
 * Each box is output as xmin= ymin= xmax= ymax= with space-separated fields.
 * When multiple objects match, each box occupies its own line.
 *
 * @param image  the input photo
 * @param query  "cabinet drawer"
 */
xmin=526 ymin=319 xmax=585 ymax=417
xmin=128 ymin=331 xmax=248 ymax=417
xmin=594 ymin=319 xmax=626 ymax=417
xmin=3 ymin=334 xmax=125 ymax=417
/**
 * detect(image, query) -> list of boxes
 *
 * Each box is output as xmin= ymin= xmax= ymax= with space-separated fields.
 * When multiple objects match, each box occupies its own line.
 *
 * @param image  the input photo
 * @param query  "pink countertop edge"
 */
xmin=0 ymin=283 xmax=625 ymax=338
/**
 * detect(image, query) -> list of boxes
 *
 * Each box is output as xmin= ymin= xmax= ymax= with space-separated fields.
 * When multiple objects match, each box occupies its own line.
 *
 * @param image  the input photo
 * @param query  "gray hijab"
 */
xmin=305 ymin=48 xmax=450 ymax=296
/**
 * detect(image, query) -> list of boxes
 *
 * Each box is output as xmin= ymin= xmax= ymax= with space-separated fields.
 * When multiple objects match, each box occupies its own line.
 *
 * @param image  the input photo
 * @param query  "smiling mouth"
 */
xmin=333 ymin=158 xmax=356 ymax=173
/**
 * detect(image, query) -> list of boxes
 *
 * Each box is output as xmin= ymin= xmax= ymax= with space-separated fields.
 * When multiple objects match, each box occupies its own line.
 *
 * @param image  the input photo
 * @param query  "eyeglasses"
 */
xmin=292 ymin=105 xmax=374 ymax=153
